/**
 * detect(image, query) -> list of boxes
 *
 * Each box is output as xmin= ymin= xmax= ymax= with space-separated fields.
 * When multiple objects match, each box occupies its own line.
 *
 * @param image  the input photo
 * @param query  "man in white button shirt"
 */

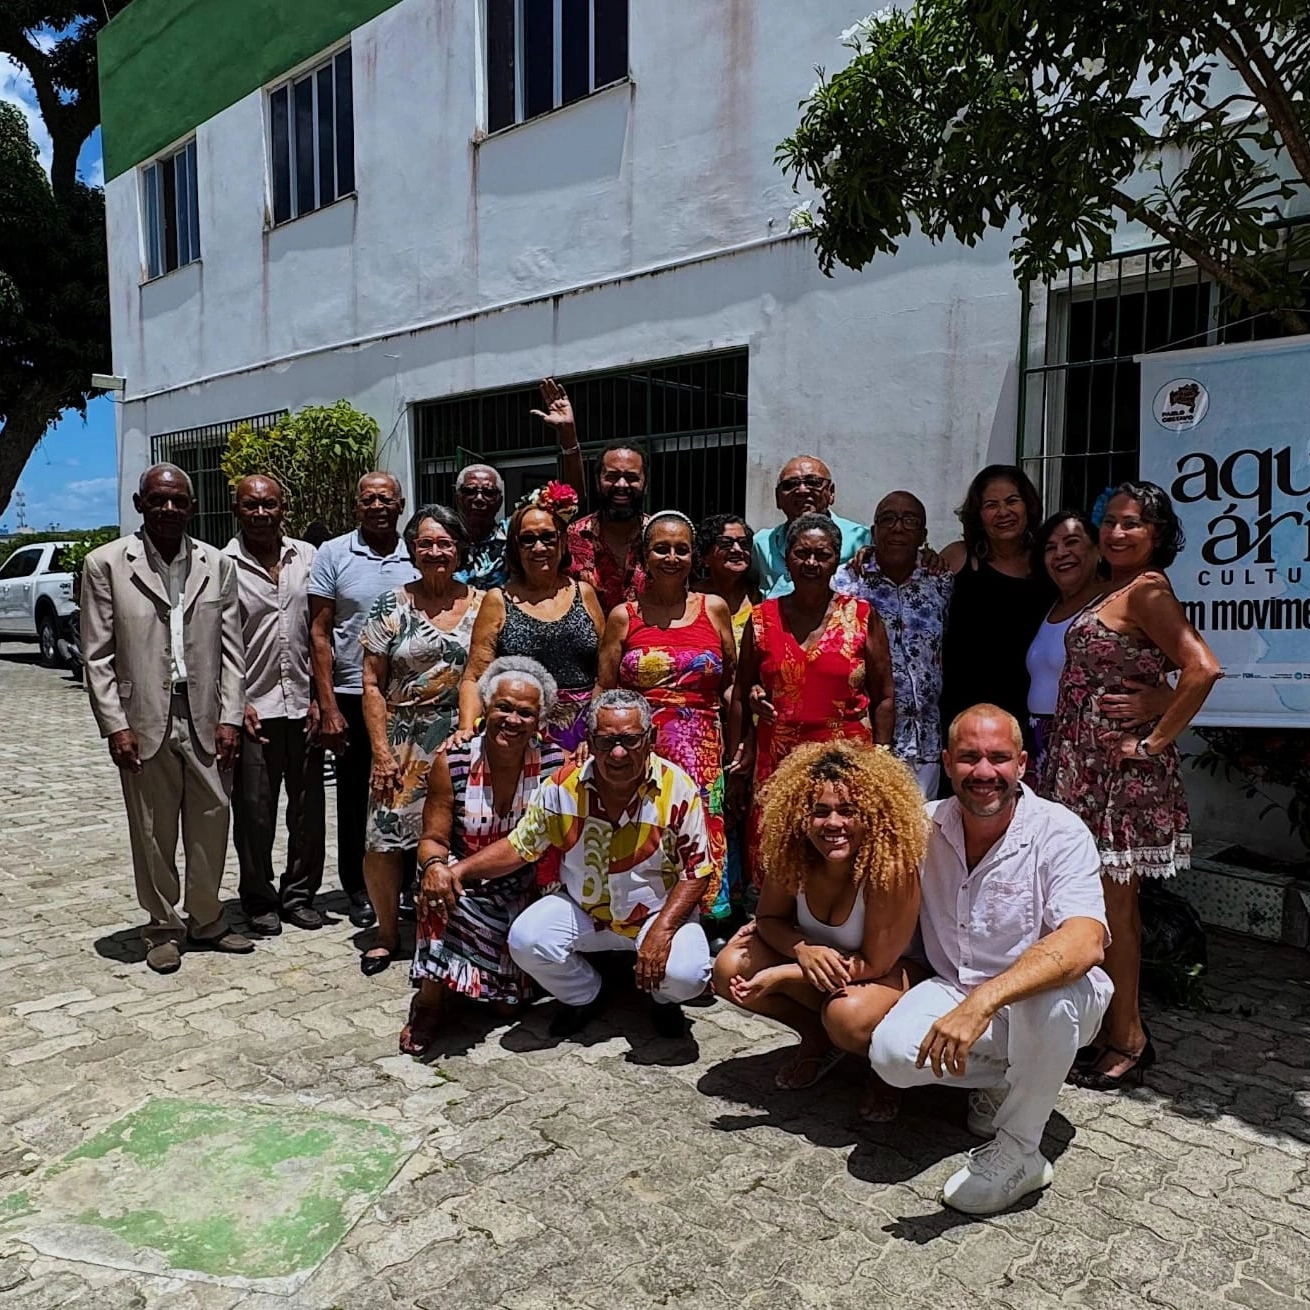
xmin=224 ymin=475 xmax=325 ymax=936
xmin=870 ymin=704 xmax=1113 ymax=1215
xmin=82 ymin=464 xmax=252 ymax=973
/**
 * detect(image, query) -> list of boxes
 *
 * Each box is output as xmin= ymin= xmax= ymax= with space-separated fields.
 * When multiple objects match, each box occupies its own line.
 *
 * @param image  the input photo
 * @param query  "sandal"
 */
xmin=398 ymin=993 xmax=443 ymax=1055
xmin=360 ymin=945 xmax=395 ymax=977
xmin=1069 ymin=1038 xmax=1156 ymax=1091
xmin=774 ymin=1045 xmax=845 ymax=1090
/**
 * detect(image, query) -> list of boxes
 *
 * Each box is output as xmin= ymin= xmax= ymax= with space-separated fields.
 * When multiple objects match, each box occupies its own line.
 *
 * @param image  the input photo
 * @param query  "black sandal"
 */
xmin=360 ymin=946 xmax=395 ymax=977
xmin=1070 ymin=1038 xmax=1156 ymax=1091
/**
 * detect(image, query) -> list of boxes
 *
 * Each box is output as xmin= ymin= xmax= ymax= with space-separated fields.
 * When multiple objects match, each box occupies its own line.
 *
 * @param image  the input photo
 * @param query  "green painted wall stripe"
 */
xmin=98 ymin=0 xmax=406 ymax=181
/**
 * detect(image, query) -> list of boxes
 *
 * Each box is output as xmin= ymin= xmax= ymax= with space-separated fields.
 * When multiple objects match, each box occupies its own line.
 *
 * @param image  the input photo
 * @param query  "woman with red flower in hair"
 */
xmin=457 ymin=483 xmax=606 ymax=753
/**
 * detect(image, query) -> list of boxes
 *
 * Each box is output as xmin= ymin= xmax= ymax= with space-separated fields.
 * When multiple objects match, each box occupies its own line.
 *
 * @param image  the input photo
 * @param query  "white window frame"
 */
xmin=267 ymin=44 xmax=355 ymax=227
xmin=141 ymin=138 xmax=200 ymax=281
xmin=489 ymin=0 xmax=628 ymax=133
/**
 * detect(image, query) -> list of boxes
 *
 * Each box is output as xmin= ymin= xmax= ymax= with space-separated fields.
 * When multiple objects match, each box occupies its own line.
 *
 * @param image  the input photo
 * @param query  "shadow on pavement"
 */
xmin=93 ymin=925 xmax=148 ymax=965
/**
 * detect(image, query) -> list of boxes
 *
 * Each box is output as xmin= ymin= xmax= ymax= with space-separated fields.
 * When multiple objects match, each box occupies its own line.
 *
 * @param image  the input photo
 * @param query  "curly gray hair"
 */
xmin=586 ymin=688 xmax=653 ymax=734
xmin=475 ymin=656 xmax=559 ymax=718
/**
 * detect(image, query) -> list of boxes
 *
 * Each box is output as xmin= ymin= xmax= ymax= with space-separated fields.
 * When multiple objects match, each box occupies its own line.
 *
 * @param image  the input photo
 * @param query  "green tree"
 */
xmin=778 ymin=1 xmax=1310 ymax=333
xmin=0 ymin=3 xmax=131 ymax=520
xmin=221 ymin=401 xmax=381 ymax=537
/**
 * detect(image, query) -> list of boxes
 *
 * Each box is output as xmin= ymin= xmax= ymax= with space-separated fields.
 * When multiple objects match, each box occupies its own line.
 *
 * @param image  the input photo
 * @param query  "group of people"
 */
xmin=79 ymin=378 xmax=1222 ymax=1216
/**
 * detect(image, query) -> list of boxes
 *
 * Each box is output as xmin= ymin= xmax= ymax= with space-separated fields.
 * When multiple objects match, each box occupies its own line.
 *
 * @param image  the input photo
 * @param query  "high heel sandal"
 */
xmin=398 ymin=993 xmax=443 ymax=1055
xmin=1070 ymin=1038 xmax=1156 ymax=1091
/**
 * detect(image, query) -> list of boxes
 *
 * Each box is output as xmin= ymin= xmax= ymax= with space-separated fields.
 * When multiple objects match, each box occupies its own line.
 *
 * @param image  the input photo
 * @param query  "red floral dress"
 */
xmin=748 ymin=595 xmax=873 ymax=886
xmin=1042 ymin=581 xmax=1190 ymax=881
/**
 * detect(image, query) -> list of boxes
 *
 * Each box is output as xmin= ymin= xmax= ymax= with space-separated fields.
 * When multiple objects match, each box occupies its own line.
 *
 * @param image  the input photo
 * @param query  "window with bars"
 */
xmin=1020 ymin=223 xmax=1309 ymax=516
xmin=414 ymin=350 xmax=748 ymax=524
xmin=486 ymin=0 xmax=628 ymax=134
xmin=269 ymin=47 xmax=355 ymax=226
xmin=142 ymin=139 xmax=200 ymax=280
xmin=151 ymin=412 xmax=286 ymax=546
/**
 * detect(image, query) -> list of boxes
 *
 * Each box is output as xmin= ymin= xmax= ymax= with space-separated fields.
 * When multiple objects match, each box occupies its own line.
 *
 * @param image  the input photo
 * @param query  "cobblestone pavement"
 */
xmin=1 ymin=644 xmax=1309 ymax=1309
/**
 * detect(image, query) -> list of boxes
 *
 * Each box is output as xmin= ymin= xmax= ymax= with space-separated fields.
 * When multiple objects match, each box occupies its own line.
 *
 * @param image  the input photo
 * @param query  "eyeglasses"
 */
xmin=459 ymin=486 xmax=501 ymax=502
xmin=592 ymin=732 xmax=648 ymax=753
xmin=415 ymin=539 xmax=459 ymax=555
xmin=712 ymin=536 xmax=751 ymax=552
xmin=874 ymin=511 xmax=925 ymax=530
xmin=517 ymin=531 xmax=559 ymax=548
xmin=358 ymin=494 xmax=399 ymax=508
xmin=777 ymin=476 xmax=831 ymax=493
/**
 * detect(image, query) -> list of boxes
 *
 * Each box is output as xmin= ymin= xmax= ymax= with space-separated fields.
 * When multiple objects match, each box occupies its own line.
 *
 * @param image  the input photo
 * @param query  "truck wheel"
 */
xmin=38 ymin=612 xmax=60 ymax=667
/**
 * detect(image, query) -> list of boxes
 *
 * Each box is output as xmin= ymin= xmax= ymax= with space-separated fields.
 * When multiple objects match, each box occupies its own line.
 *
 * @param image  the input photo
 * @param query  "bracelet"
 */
xmin=418 ymin=853 xmax=447 ymax=873
xmin=559 ymin=444 xmax=581 ymax=456
xmin=874 ymin=743 xmax=892 ymax=753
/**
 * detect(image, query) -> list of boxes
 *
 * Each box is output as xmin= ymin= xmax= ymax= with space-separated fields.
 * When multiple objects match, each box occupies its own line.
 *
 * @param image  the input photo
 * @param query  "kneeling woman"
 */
xmin=713 ymin=740 xmax=927 ymax=1117
xmin=400 ymin=656 xmax=566 ymax=1055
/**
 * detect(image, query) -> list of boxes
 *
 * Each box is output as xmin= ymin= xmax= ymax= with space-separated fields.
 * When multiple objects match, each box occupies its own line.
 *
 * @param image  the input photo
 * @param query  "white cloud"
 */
xmin=1 ymin=56 xmax=52 ymax=173
xmin=16 ymin=476 xmax=119 ymax=530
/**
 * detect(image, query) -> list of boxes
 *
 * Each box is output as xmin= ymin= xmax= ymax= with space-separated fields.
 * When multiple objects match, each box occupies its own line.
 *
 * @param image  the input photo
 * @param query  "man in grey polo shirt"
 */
xmin=308 ymin=471 xmax=418 ymax=927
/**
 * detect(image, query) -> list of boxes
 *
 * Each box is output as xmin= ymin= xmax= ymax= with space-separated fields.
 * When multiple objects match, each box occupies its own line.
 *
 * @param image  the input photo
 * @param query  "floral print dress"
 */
xmin=618 ymin=598 xmax=728 ymax=908
xmin=748 ymin=594 xmax=873 ymax=886
xmin=360 ymin=586 xmax=483 ymax=851
xmin=1042 ymin=581 xmax=1190 ymax=881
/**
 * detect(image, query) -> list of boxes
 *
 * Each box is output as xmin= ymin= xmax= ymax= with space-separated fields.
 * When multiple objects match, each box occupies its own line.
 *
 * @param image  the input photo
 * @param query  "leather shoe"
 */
xmin=247 ymin=911 xmax=282 ymax=937
xmin=282 ymin=905 xmax=324 ymax=931
xmin=188 ymin=930 xmax=255 ymax=954
xmin=548 ymin=991 xmax=607 ymax=1038
xmin=145 ymin=941 xmax=181 ymax=974
xmin=348 ymin=893 xmax=377 ymax=929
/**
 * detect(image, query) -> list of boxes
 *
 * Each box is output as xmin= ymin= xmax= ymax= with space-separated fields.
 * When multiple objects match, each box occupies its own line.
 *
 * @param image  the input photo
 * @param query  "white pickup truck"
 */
xmin=0 ymin=540 xmax=77 ymax=665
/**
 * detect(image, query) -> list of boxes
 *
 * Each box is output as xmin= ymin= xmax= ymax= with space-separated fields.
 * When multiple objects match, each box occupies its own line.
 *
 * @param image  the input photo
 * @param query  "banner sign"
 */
xmin=1138 ymin=337 xmax=1310 ymax=727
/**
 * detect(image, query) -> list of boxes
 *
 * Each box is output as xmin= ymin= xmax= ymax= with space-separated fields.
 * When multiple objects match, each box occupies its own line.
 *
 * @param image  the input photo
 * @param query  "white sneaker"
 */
xmin=966 ymin=1085 xmax=1008 ymax=1138
xmin=941 ymin=1136 xmax=1054 ymax=1215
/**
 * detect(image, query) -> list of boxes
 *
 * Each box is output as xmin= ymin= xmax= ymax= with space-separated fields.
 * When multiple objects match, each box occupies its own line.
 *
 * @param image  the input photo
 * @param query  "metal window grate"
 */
xmin=1019 ymin=219 xmax=1310 ymax=515
xmin=413 ymin=349 xmax=749 ymax=524
xmin=152 ymin=411 xmax=286 ymax=546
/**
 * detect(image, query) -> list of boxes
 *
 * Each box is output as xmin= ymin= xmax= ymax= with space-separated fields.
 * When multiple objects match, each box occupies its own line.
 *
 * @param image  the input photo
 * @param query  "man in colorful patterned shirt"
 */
xmin=833 ymin=490 xmax=953 ymax=797
xmin=433 ymin=690 xmax=713 ymax=1038
xmin=566 ymin=444 xmax=649 ymax=614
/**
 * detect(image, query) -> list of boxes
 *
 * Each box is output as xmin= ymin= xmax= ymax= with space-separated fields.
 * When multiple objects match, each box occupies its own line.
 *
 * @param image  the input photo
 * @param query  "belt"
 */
xmin=170 ymin=680 xmax=189 ymax=696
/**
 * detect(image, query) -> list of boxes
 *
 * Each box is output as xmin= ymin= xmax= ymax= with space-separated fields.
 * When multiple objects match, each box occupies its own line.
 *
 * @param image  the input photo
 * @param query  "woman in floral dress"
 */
xmin=727 ymin=514 xmax=895 ymax=888
xmin=1044 ymin=482 xmax=1220 ymax=1091
xmin=360 ymin=506 xmax=482 ymax=976
xmin=597 ymin=511 xmax=738 ymax=912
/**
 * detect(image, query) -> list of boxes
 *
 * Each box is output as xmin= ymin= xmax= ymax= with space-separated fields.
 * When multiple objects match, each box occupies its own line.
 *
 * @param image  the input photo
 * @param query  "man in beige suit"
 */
xmin=82 ymin=463 xmax=254 ymax=973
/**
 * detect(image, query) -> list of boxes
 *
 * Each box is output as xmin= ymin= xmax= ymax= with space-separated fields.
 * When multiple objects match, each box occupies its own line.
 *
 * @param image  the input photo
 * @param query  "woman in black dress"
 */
xmin=938 ymin=465 xmax=1052 ymax=768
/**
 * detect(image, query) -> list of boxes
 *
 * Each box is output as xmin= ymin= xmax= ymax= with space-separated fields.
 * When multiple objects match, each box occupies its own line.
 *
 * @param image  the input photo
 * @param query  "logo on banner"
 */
xmin=1152 ymin=378 xmax=1209 ymax=431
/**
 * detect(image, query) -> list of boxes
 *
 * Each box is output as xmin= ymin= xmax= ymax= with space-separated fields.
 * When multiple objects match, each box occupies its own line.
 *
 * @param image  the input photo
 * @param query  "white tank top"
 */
xmin=796 ymin=887 xmax=866 ymax=953
xmin=1026 ymin=609 xmax=1076 ymax=715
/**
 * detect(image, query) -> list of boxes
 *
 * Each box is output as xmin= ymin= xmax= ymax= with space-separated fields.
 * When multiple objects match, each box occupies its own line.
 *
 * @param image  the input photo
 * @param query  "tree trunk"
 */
xmin=0 ymin=389 xmax=66 ymax=521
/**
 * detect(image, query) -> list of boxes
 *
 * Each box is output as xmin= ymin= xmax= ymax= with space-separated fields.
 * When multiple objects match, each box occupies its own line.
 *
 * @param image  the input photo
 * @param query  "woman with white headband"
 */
xmin=597 ymin=510 xmax=738 ymax=919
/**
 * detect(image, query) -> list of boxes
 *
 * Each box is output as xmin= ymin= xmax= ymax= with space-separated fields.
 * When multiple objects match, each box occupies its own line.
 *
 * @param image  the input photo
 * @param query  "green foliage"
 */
xmin=1193 ymin=726 xmax=1310 ymax=853
xmin=220 ymin=401 xmax=380 ymax=538
xmin=0 ymin=525 xmax=118 ymax=570
xmin=779 ymin=2 xmax=1310 ymax=332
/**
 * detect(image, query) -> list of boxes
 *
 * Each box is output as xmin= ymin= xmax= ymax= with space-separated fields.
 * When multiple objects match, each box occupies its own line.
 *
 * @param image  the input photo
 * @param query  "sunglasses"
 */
xmin=777 ymin=476 xmax=831 ymax=493
xmin=712 ymin=536 xmax=751 ymax=552
xmin=459 ymin=487 xmax=501 ymax=502
xmin=358 ymin=494 xmax=399 ymax=507
xmin=874 ymin=511 xmax=925 ymax=530
xmin=518 ymin=531 xmax=559 ymax=548
xmin=592 ymin=732 xmax=648 ymax=753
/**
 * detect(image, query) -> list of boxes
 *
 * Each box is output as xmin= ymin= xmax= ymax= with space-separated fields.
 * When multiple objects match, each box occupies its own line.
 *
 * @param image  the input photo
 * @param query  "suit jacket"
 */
xmin=82 ymin=531 xmax=246 ymax=759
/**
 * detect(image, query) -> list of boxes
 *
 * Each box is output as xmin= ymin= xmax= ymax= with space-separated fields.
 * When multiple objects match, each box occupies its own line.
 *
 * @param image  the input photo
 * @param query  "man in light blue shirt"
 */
xmin=753 ymin=456 xmax=871 ymax=598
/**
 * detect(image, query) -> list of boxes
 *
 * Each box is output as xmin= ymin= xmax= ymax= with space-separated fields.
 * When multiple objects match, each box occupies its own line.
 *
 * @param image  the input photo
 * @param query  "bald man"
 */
xmin=308 ymin=471 xmax=418 ymax=927
xmin=82 ymin=463 xmax=252 ymax=972
xmin=754 ymin=456 xmax=871 ymax=598
xmin=870 ymin=705 xmax=1112 ymax=1215
xmin=223 ymin=476 xmax=325 ymax=935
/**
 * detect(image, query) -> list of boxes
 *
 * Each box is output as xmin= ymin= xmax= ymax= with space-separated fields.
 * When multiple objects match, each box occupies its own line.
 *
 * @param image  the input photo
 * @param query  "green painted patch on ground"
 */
xmin=0 ymin=1097 xmax=412 ymax=1290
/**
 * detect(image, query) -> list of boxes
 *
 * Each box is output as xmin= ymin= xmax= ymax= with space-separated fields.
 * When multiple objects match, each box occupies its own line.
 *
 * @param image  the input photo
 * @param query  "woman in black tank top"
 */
xmin=457 ymin=500 xmax=605 ymax=753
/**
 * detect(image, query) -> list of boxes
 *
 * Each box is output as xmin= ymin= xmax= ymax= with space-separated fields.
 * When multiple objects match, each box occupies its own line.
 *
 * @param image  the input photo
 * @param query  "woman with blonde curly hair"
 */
xmin=713 ymin=740 xmax=928 ymax=1117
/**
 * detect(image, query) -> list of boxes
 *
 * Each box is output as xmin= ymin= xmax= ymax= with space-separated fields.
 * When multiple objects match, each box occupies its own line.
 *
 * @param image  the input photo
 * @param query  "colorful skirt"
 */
xmin=545 ymin=686 xmax=592 ymax=754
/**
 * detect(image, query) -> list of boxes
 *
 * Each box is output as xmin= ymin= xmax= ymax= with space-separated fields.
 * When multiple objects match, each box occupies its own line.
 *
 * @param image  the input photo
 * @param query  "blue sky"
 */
xmin=3 ymin=42 xmax=119 ymax=532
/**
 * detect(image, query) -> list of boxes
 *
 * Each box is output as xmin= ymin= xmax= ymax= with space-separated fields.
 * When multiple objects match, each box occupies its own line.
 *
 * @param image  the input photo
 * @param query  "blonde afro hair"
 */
xmin=757 ymin=740 xmax=928 ymax=896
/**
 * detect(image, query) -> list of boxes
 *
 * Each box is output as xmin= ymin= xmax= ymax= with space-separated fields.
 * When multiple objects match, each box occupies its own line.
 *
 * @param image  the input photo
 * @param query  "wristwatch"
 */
xmin=1134 ymin=738 xmax=1156 ymax=759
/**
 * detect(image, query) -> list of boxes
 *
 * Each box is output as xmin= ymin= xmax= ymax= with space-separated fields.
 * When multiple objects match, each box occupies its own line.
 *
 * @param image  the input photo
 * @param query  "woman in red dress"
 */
xmin=727 ymin=513 xmax=895 ymax=887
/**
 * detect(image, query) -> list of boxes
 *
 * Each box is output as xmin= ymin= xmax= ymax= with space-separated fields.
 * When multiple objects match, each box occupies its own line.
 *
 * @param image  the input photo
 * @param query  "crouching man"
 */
xmin=870 ymin=704 xmax=1113 ymax=1215
xmin=426 ymin=690 xmax=714 ymax=1040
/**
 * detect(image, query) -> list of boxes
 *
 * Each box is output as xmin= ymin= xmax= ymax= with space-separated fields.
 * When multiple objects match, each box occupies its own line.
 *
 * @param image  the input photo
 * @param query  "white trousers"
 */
xmin=508 ymin=891 xmax=712 ymax=1007
xmin=913 ymin=763 xmax=941 ymax=799
xmin=870 ymin=974 xmax=1112 ymax=1154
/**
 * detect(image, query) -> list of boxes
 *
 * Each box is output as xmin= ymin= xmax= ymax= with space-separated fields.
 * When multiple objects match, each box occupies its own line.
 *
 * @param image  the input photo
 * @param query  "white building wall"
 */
xmin=105 ymin=0 xmax=1025 ymax=535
